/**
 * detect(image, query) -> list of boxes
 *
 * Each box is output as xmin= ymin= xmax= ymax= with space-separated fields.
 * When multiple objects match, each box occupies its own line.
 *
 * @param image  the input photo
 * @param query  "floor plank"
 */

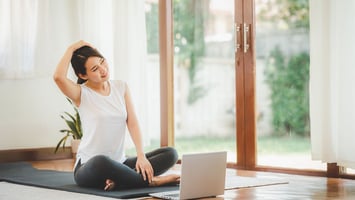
xmin=30 ymin=159 xmax=355 ymax=200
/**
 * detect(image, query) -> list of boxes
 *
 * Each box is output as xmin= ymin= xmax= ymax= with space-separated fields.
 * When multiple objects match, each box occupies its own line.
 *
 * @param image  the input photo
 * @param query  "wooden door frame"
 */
xmin=159 ymin=0 xmax=174 ymax=147
xmin=235 ymin=0 xmax=257 ymax=169
xmin=243 ymin=0 xmax=257 ymax=169
xmin=235 ymin=0 xmax=245 ymax=168
xmin=235 ymin=0 xmax=342 ymax=177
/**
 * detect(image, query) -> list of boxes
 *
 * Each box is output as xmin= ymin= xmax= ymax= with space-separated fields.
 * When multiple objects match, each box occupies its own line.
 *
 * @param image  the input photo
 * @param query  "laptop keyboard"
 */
xmin=160 ymin=193 xmax=180 ymax=199
xmin=151 ymin=191 xmax=180 ymax=200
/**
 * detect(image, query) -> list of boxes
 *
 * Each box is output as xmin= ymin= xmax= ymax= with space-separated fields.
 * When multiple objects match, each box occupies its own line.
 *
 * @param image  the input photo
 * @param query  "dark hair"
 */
xmin=71 ymin=46 xmax=104 ymax=84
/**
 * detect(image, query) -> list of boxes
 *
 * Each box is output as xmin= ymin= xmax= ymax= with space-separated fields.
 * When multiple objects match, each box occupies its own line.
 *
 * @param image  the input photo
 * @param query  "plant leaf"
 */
xmin=55 ymin=136 xmax=68 ymax=153
xmin=56 ymin=97 xmax=83 ymax=152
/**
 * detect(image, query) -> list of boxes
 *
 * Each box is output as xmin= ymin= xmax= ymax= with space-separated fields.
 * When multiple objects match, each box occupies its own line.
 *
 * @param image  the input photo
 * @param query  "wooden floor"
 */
xmin=30 ymin=159 xmax=355 ymax=200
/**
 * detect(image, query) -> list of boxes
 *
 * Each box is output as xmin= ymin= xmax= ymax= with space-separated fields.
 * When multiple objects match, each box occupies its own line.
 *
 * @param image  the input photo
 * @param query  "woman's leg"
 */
xmin=74 ymin=155 xmax=149 ymax=190
xmin=74 ymin=147 xmax=178 ymax=190
xmin=124 ymin=146 xmax=178 ymax=176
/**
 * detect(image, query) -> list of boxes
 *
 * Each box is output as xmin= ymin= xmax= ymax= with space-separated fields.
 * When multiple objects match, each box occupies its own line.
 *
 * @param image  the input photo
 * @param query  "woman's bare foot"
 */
xmin=149 ymin=174 xmax=180 ymax=187
xmin=104 ymin=179 xmax=115 ymax=191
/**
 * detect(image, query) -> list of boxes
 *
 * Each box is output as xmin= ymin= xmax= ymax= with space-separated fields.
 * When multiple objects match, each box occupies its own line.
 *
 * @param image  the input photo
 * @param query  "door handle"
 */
xmin=234 ymin=23 xmax=241 ymax=53
xmin=243 ymin=23 xmax=250 ymax=53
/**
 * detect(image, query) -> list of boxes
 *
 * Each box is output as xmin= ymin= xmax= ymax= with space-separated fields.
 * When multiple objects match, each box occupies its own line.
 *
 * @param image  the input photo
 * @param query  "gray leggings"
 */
xmin=74 ymin=147 xmax=178 ymax=190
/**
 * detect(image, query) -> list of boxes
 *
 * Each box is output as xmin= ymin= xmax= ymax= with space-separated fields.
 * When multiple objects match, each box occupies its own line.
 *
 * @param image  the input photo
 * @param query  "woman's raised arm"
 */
xmin=53 ymin=41 xmax=89 ymax=106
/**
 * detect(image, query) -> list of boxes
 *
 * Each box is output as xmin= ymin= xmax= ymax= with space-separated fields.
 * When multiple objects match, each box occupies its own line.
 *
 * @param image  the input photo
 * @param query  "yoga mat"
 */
xmin=0 ymin=182 xmax=118 ymax=200
xmin=0 ymin=162 xmax=178 ymax=199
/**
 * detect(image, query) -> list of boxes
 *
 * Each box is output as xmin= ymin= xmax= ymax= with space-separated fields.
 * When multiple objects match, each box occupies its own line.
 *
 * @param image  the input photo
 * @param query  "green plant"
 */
xmin=146 ymin=0 xmax=209 ymax=104
xmin=55 ymin=98 xmax=82 ymax=153
xmin=264 ymin=47 xmax=310 ymax=136
xmin=256 ymin=0 xmax=309 ymax=30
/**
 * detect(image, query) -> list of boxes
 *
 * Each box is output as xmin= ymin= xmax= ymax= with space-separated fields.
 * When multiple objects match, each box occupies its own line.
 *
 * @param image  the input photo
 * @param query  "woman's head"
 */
xmin=71 ymin=46 xmax=104 ymax=84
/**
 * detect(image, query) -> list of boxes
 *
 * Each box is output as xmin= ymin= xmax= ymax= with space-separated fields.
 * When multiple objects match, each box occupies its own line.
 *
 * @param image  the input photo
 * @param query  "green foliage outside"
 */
xmin=173 ymin=0 xmax=208 ymax=104
xmin=257 ymin=0 xmax=309 ymax=29
xmin=258 ymin=0 xmax=310 ymax=137
xmin=145 ymin=1 xmax=208 ymax=104
xmin=264 ymin=47 xmax=310 ymax=136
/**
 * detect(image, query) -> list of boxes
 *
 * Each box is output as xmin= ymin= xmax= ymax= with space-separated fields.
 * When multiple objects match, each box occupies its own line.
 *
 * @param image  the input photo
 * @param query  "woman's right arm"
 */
xmin=53 ymin=40 xmax=89 ymax=106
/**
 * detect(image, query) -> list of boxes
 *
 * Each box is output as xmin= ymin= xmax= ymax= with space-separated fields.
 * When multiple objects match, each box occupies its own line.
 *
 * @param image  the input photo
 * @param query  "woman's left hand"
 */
xmin=136 ymin=155 xmax=154 ymax=183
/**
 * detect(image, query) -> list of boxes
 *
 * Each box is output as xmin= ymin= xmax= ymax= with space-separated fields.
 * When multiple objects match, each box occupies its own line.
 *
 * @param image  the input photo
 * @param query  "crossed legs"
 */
xmin=74 ymin=147 xmax=179 ymax=190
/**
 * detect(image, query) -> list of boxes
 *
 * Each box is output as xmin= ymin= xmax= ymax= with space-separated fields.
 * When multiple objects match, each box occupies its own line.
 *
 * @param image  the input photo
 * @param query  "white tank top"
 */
xmin=76 ymin=80 xmax=128 ymax=165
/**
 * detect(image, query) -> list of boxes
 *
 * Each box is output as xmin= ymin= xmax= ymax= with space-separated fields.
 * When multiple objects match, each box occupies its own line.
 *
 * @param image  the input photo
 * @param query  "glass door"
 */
xmin=173 ymin=0 xmax=236 ymax=163
xmin=254 ymin=0 xmax=325 ymax=170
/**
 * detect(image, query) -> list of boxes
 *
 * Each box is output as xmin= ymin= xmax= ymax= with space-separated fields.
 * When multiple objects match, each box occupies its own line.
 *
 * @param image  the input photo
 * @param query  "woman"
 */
xmin=53 ymin=40 xmax=180 ymax=191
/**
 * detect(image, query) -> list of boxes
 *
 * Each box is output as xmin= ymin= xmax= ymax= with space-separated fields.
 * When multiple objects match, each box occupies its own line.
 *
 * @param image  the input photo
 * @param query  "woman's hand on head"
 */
xmin=69 ymin=40 xmax=93 ymax=52
xmin=136 ymin=155 xmax=154 ymax=183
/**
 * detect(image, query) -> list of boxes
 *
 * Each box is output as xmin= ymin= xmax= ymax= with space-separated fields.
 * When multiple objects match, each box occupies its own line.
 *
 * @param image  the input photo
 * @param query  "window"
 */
xmin=0 ymin=0 xmax=38 ymax=79
xmin=173 ymin=0 xmax=236 ymax=162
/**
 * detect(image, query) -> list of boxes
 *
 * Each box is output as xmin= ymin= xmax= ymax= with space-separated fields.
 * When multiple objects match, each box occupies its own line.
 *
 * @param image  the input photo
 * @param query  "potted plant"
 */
xmin=55 ymin=98 xmax=82 ymax=155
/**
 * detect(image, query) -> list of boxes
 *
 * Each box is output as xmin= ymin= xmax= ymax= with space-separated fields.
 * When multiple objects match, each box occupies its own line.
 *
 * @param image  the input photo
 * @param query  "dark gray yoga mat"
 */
xmin=0 ymin=162 xmax=178 ymax=199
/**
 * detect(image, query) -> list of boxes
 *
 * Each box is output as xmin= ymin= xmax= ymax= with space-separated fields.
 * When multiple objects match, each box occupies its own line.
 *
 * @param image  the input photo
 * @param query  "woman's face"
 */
xmin=82 ymin=56 xmax=109 ymax=83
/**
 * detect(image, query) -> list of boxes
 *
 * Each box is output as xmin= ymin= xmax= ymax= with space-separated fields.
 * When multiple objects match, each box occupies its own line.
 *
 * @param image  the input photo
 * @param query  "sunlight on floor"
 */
xmin=258 ymin=154 xmax=326 ymax=170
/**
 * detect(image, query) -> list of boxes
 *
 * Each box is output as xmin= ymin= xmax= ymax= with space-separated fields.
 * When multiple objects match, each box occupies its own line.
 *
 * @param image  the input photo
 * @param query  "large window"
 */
xmin=0 ymin=0 xmax=38 ymax=79
xmin=254 ymin=0 xmax=325 ymax=170
xmin=173 ymin=0 xmax=236 ymax=162
xmin=155 ymin=0 xmax=355 ymax=178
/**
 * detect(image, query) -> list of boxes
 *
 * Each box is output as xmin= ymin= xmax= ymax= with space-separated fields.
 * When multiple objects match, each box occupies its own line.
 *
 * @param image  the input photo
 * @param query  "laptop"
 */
xmin=149 ymin=151 xmax=227 ymax=200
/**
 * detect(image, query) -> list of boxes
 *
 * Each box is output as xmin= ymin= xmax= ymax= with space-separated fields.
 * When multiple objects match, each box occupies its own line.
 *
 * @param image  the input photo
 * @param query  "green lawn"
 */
xmin=126 ymin=135 xmax=311 ymax=156
xmin=257 ymin=135 xmax=311 ymax=155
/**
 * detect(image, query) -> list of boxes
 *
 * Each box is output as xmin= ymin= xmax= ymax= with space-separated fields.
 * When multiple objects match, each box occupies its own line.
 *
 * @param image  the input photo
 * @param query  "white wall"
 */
xmin=0 ymin=78 xmax=73 ymax=150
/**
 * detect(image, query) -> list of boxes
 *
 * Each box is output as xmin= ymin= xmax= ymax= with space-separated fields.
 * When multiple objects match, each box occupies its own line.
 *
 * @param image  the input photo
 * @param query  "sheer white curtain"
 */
xmin=76 ymin=0 xmax=114 ymax=73
xmin=0 ymin=0 xmax=38 ymax=79
xmin=111 ymin=1 xmax=150 ymax=144
xmin=310 ymin=0 xmax=355 ymax=168
xmin=75 ymin=0 xmax=150 ymax=144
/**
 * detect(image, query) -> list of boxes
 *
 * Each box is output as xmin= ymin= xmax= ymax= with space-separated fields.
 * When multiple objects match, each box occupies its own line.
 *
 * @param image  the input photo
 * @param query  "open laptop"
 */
xmin=150 ymin=151 xmax=227 ymax=200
